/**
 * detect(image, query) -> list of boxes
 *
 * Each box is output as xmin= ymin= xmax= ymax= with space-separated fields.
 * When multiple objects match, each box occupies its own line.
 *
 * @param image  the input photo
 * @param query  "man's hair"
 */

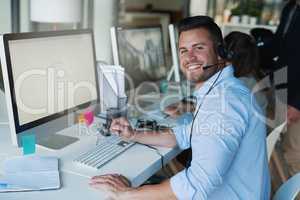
xmin=177 ymin=16 xmax=224 ymax=49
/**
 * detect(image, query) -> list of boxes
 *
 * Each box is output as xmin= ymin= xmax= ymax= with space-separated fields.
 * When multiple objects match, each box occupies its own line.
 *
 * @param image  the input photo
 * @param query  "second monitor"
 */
xmin=111 ymin=26 xmax=167 ymax=90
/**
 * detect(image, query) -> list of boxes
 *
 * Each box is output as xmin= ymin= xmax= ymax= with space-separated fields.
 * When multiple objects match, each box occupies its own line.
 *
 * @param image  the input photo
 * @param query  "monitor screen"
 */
xmin=2 ymin=30 xmax=98 ymax=133
xmin=115 ymin=26 xmax=167 ymax=89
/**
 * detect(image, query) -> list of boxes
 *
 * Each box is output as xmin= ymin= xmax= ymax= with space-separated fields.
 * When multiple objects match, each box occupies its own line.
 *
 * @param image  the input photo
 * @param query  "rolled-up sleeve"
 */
xmin=170 ymin=98 xmax=248 ymax=199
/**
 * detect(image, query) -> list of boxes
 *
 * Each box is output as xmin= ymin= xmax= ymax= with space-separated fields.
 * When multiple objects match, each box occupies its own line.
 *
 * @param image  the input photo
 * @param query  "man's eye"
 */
xmin=195 ymin=46 xmax=204 ymax=50
xmin=179 ymin=50 xmax=188 ymax=55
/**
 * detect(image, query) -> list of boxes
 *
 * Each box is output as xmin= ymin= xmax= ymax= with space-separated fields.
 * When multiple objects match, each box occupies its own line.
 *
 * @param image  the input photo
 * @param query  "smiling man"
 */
xmin=89 ymin=16 xmax=270 ymax=200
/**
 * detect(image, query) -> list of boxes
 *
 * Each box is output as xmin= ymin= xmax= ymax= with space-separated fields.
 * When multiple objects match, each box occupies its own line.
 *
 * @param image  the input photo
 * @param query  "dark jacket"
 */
xmin=275 ymin=1 xmax=300 ymax=110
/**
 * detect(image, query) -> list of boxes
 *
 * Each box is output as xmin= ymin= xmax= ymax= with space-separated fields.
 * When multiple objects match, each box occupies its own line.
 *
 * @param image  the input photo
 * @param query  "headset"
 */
xmin=202 ymin=43 xmax=235 ymax=70
xmin=217 ymin=42 xmax=235 ymax=61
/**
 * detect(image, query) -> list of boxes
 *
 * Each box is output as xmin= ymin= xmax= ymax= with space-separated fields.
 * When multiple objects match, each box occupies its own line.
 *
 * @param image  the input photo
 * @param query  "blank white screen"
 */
xmin=8 ymin=33 xmax=97 ymax=125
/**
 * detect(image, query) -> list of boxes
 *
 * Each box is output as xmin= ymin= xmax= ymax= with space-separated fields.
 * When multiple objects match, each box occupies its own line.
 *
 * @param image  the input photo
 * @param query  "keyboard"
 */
xmin=73 ymin=135 xmax=135 ymax=169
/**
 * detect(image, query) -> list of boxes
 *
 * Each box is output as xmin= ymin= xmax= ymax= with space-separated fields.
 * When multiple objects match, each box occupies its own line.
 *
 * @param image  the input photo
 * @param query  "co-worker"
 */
xmin=89 ymin=16 xmax=270 ymax=200
xmin=224 ymin=31 xmax=268 ymax=114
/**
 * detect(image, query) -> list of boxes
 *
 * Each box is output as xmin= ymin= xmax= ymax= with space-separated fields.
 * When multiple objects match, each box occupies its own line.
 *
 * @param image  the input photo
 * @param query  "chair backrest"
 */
xmin=273 ymin=172 xmax=300 ymax=200
xmin=267 ymin=121 xmax=287 ymax=161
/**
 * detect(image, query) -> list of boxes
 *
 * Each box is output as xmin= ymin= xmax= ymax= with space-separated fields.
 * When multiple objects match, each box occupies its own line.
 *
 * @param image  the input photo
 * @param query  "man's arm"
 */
xmin=122 ymin=180 xmax=177 ymax=200
xmin=131 ymin=129 xmax=177 ymax=148
xmin=164 ymin=100 xmax=195 ymax=117
xmin=110 ymin=117 xmax=177 ymax=148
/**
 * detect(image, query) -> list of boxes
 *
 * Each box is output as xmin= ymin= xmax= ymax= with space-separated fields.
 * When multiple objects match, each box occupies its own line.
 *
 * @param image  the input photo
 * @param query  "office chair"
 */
xmin=268 ymin=121 xmax=289 ymax=183
xmin=273 ymin=172 xmax=300 ymax=200
xmin=267 ymin=122 xmax=287 ymax=161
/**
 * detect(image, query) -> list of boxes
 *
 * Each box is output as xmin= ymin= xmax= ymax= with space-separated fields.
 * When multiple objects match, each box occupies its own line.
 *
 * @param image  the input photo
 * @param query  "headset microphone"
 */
xmin=202 ymin=62 xmax=224 ymax=70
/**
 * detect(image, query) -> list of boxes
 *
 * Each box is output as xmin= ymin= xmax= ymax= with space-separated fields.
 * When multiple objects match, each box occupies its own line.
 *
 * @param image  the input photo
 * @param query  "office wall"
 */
xmin=20 ymin=0 xmax=31 ymax=32
xmin=0 ymin=0 xmax=11 ymax=34
xmin=190 ymin=0 xmax=208 ymax=16
xmin=93 ymin=0 xmax=118 ymax=63
xmin=0 ymin=0 xmax=11 ymax=93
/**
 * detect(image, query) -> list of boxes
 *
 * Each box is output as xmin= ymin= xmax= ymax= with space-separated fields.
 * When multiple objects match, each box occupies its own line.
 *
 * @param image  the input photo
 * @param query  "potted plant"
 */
xmin=230 ymin=0 xmax=263 ymax=24
xmin=246 ymin=0 xmax=263 ymax=25
xmin=230 ymin=3 xmax=242 ymax=24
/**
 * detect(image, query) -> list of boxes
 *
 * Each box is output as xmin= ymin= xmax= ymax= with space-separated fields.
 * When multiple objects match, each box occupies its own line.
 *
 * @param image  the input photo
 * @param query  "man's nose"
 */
xmin=187 ymin=49 xmax=197 ymax=61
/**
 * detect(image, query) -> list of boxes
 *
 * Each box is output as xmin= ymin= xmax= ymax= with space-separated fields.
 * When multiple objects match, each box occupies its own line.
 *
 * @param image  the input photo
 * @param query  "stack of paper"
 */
xmin=0 ymin=155 xmax=60 ymax=192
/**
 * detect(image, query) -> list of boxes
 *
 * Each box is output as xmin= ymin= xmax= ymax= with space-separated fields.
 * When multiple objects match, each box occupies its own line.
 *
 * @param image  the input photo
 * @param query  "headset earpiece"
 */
xmin=217 ymin=43 xmax=235 ymax=61
xmin=217 ymin=43 xmax=227 ymax=59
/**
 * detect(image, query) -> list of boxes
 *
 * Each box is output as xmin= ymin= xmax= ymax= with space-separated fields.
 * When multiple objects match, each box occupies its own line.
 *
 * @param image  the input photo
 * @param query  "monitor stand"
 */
xmin=37 ymin=134 xmax=79 ymax=150
xmin=28 ymin=114 xmax=81 ymax=150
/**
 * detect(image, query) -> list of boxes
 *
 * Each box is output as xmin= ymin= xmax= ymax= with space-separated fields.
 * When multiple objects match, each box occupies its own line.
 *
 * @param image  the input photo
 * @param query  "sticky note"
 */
xmin=21 ymin=134 xmax=36 ymax=155
xmin=78 ymin=114 xmax=86 ymax=124
xmin=84 ymin=110 xmax=94 ymax=126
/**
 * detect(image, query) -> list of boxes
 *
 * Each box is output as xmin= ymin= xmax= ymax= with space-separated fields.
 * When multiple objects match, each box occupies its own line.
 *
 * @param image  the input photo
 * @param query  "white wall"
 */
xmin=190 ymin=0 xmax=208 ymax=16
xmin=93 ymin=0 xmax=119 ymax=63
xmin=20 ymin=0 xmax=31 ymax=32
xmin=0 ymin=0 xmax=11 ymax=34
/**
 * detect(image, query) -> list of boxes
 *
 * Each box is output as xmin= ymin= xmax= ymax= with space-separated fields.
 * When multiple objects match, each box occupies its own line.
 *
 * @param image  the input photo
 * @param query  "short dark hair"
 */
xmin=178 ymin=16 xmax=223 ymax=49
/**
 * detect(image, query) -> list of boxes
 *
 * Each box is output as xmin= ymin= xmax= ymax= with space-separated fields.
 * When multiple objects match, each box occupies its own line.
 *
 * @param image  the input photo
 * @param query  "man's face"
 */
xmin=178 ymin=28 xmax=220 ymax=86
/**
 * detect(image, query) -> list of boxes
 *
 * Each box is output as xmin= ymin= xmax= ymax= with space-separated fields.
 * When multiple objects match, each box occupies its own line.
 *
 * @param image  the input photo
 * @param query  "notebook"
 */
xmin=0 ymin=155 xmax=60 ymax=192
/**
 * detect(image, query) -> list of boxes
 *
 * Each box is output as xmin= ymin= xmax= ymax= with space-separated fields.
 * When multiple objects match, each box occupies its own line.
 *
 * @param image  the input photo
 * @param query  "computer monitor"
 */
xmin=110 ymin=26 xmax=167 ymax=90
xmin=0 ymin=29 xmax=99 ymax=149
xmin=167 ymin=24 xmax=181 ymax=82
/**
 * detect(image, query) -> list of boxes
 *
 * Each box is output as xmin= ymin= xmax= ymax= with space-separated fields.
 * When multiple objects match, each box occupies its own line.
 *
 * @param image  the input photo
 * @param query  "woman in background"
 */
xmin=224 ymin=31 xmax=268 ymax=113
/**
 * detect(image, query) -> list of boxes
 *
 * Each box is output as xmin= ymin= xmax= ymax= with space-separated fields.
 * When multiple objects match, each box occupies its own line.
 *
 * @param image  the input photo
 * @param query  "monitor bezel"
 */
xmin=2 ymin=29 xmax=99 ymax=134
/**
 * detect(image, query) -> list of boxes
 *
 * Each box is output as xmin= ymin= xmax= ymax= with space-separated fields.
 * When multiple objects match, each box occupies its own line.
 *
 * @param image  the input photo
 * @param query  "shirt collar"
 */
xmin=193 ymin=65 xmax=234 ymax=98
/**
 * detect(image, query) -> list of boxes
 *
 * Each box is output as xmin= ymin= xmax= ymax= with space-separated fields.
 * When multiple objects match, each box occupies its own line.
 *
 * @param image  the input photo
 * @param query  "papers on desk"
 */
xmin=0 ymin=155 xmax=60 ymax=192
xmin=97 ymin=63 xmax=126 ymax=111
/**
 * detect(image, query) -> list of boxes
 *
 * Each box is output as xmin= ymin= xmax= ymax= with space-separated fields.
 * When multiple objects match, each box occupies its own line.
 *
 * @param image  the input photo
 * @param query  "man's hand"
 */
xmin=164 ymin=102 xmax=181 ymax=117
xmin=89 ymin=174 xmax=132 ymax=200
xmin=90 ymin=175 xmax=177 ymax=200
xmin=110 ymin=117 xmax=135 ymax=140
xmin=287 ymin=105 xmax=300 ymax=125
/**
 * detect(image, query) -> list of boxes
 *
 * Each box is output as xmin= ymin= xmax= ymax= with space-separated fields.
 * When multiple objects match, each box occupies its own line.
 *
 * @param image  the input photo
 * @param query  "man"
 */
xmin=89 ymin=16 xmax=270 ymax=199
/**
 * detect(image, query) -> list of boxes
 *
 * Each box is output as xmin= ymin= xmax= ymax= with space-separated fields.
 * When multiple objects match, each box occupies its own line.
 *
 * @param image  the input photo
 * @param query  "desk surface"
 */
xmin=0 ymin=121 xmax=181 ymax=200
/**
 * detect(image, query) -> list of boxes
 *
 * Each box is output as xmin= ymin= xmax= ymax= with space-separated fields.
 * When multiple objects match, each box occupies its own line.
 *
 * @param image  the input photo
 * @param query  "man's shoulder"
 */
xmin=218 ymin=76 xmax=260 ymax=114
xmin=220 ymin=76 xmax=252 ymax=99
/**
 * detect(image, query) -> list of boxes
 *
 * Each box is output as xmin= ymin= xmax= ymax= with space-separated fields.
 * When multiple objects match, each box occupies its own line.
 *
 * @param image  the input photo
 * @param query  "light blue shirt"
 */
xmin=170 ymin=65 xmax=270 ymax=200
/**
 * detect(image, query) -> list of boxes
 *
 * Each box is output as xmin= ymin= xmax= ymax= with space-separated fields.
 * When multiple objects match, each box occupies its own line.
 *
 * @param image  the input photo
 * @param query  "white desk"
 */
xmin=0 ymin=122 xmax=181 ymax=200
